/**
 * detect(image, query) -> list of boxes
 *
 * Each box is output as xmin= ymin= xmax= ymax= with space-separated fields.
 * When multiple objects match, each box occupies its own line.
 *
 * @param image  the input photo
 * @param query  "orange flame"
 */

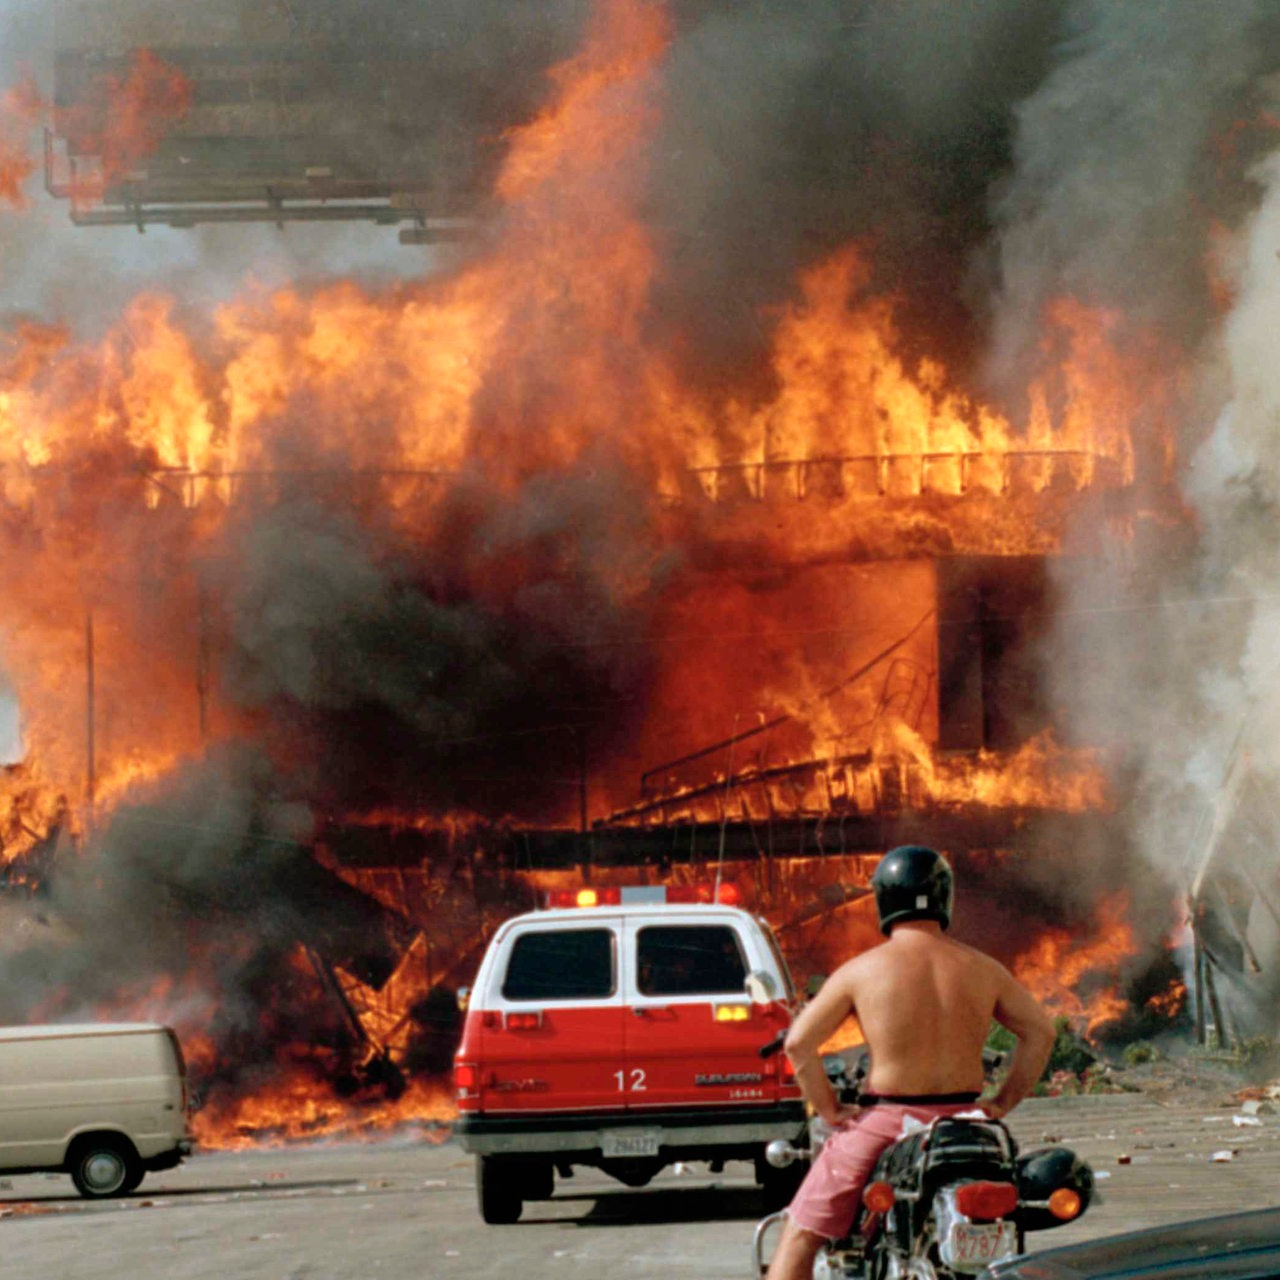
xmin=2 ymin=53 xmax=192 ymax=210
xmin=0 ymin=0 xmax=1179 ymax=1140
xmin=192 ymin=1074 xmax=456 ymax=1151
xmin=59 ymin=49 xmax=195 ymax=202
xmin=0 ymin=73 xmax=42 ymax=207
xmin=1145 ymin=977 xmax=1187 ymax=1020
xmin=1013 ymin=893 xmax=1137 ymax=1035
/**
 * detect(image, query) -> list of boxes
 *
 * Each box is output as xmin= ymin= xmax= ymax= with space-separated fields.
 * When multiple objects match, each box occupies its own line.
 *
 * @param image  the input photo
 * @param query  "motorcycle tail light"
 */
xmin=1048 ymin=1187 xmax=1083 ymax=1220
xmin=863 ymin=1181 xmax=895 ymax=1215
xmin=955 ymin=1181 xmax=1019 ymax=1220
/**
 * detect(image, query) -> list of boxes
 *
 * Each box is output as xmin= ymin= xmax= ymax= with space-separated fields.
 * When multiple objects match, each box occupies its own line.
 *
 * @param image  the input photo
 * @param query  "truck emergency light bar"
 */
xmin=544 ymin=883 xmax=743 ymax=909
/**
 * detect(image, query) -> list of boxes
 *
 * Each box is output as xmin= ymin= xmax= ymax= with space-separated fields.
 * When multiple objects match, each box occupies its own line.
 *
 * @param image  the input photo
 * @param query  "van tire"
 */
xmin=68 ymin=1136 xmax=141 ymax=1199
xmin=476 ymin=1156 xmax=523 ymax=1224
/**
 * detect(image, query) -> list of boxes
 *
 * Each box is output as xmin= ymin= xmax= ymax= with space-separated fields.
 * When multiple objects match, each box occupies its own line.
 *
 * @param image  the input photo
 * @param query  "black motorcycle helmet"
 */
xmin=871 ymin=845 xmax=954 ymax=935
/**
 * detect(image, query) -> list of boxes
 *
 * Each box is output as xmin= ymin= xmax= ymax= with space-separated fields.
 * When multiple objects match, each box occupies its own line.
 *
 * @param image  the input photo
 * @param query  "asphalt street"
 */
xmin=1 ymin=1094 xmax=1277 ymax=1280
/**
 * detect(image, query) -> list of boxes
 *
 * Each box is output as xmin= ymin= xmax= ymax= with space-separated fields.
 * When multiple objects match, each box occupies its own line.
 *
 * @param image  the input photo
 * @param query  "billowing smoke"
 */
xmin=6 ymin=0 xmax=1280 ymax=1094
xmin=983 ymin=1 xmax=1280 ymax=1031
xmin=986 ymin=1 xmax=1270 ymax=396
xmin=651 ymin=0 xmax=1067 ymax=383
xmin=209 ymin=466 xmax=665 ymax=817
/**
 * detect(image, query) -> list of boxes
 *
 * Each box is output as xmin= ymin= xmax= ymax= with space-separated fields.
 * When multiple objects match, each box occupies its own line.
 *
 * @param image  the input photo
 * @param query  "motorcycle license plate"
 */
xmin=601 ymin=1128 xmax=661 ymax=1158
xmin=944 ymin=1221 xmax=1018 ymax=1271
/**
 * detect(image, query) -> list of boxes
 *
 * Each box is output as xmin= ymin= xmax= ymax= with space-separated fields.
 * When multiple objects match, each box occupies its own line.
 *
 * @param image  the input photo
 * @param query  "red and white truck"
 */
xmin=453 ymin=884 xmax=807 ymax=1222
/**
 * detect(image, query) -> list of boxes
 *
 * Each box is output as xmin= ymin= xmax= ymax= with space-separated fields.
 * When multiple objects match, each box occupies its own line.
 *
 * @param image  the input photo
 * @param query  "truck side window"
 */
xmin=502 ymin=929 xmax=615 ymax=1001
xmin=637 ymin=925 xmax=746 ymax=996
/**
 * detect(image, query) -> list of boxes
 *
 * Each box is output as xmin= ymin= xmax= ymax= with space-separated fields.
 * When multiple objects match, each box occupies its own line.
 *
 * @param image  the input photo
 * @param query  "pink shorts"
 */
xmin=787 ymin=1101 xmax=982 ymax=1241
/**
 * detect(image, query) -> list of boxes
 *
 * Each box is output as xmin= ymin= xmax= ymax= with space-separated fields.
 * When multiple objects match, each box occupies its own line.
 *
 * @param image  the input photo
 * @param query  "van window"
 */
xmin=637 ymin=925 xmax=747 ymax=996
xmin=502 ymin=929 xmax=615 ymax=1001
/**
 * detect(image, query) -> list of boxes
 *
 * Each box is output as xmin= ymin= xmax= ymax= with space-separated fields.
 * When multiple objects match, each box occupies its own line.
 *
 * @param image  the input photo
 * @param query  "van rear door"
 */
xmin=621 ymin=915 xmax=778 ymax=1111
xmin=480 ymin=917 xmax=625 ymax=1113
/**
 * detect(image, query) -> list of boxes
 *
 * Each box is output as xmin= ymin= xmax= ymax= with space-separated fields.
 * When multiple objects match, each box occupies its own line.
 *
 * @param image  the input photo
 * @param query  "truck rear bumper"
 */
xmin=454 ymin=1103 xmax=806 ymax=1157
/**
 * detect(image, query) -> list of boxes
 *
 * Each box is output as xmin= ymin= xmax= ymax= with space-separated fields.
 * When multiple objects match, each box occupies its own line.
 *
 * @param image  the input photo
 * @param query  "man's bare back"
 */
xmin=766 ymin=848 xmax=1055 ymax=1280
xmin=784 ymin=920 xmax=1054 ymax=1125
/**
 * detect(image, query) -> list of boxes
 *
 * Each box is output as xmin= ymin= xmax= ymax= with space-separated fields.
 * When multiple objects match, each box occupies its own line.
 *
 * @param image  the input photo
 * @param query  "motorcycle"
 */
xmin=751 ymin=1042 xmax=1094 ymax=1279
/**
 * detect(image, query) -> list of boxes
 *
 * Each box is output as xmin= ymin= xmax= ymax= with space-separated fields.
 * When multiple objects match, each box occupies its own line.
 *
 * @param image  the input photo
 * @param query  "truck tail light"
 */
xmin=504 ymin=1011 xmax=543 ymax=1030
xmin=454 ymin=1062 xmax=478 ymax=1092
xmin=954 ymin=1181 xmax=1019 ymax=1220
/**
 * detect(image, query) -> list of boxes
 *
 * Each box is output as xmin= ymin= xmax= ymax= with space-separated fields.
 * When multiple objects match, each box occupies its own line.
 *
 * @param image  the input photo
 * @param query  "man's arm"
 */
xmin=986 ymin=965 xmax=1055 ymax=1118
xmin=783 ymin=964 xmax=861 ymax=1126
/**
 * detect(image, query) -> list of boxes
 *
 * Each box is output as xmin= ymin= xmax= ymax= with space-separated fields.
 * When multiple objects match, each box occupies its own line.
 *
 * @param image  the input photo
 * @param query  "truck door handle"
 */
xmin=633 ymin=1006 xmax=672 ymax=1016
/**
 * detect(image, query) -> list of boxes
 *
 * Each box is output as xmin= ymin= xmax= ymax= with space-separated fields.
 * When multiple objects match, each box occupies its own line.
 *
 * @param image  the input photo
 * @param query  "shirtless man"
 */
xmin=767 ymin=845 xmax=1055 ymax=1280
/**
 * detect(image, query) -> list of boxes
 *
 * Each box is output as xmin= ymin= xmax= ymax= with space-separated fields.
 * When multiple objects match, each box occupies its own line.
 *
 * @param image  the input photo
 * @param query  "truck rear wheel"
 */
xmin=756 ymin=1153 xmax=805 ymax=1212
xmin=68 ymin=1136 xmax=142 ymax=1199
xmin=524 ymin=1160 xmax=554 ymax=1201
xmin=476 ymin=1155 xmax=523 ymax=1224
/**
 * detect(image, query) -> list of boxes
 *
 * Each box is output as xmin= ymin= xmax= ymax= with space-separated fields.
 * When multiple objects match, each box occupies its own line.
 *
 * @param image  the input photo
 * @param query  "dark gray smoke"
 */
xmin=651 ymin=0 xmax=1067 ymax=384
xmin=206 ymin=459 xmax=666 ymax=818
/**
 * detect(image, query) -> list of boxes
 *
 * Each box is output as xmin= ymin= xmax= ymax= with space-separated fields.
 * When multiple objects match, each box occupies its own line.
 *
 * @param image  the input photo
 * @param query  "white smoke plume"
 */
xmin=988 ymin=1 xmax=1280 ymax=1027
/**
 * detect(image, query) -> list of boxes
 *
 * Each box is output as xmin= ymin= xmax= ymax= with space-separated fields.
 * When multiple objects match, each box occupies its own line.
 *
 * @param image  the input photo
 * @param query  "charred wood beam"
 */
xmin=264 ymin=853 xmax=420 ymax=990
xmin=623 ymin=750 xmax=875 ymax=824
xmin=1193 ymin=935 xmax=1207 ymax=1045
xmin=513 ymin=811 xmax=1118 ymax=870
xmin=1204 ymin=953 xmax=1230 ymax=1051
xmin=305 ymin=947 xmax=371 ymax=1050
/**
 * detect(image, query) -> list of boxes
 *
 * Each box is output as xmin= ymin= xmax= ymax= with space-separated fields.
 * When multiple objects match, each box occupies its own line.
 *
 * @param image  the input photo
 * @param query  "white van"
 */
xmin=0 ymin=1023 xmax=193 ymax=1198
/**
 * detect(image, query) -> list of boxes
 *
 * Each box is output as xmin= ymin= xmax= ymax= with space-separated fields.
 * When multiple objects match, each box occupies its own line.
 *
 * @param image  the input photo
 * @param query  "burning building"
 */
xmin=2 ymin=0 xmax=1280 ymax=1142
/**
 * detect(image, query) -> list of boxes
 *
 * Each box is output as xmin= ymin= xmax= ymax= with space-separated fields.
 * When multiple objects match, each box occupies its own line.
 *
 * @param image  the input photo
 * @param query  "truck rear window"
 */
xmin=502 ymin=929 xmax=615 ymax=1001
xmin=637 ymin=925 xmax=747 ymax=996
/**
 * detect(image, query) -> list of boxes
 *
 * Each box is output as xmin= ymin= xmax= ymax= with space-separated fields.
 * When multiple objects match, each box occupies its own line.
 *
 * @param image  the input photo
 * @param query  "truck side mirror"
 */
xmin=745 ymin=970 xmax=779 ymax=1004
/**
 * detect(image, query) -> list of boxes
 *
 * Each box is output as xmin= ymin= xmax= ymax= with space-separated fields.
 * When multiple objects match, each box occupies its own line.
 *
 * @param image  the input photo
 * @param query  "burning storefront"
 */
xmin=2 ymin=0 xmax=1280 ymax=1143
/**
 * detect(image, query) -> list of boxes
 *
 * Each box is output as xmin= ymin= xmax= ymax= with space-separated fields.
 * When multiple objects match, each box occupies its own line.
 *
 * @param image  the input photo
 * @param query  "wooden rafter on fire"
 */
xmin=685 ymin=449 xmax=1129 ymax=504
xmin=0 ymin=764 xmax=69 ymax=894
xmin=632 ymin=610 xmax=935 ymax=812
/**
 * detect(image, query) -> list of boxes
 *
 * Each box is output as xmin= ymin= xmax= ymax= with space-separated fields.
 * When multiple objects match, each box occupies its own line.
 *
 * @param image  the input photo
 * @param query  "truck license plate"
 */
xmin=944 ymin=1221 xmax=1018 ymax=1271
xmin=601 ymin=1128 xmax=661 ymax=1158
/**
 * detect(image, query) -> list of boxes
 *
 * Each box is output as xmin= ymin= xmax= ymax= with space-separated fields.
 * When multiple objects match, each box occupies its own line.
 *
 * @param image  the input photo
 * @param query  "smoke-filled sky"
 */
xmin=4 ymin=0 xmax=1280 ymax=1041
